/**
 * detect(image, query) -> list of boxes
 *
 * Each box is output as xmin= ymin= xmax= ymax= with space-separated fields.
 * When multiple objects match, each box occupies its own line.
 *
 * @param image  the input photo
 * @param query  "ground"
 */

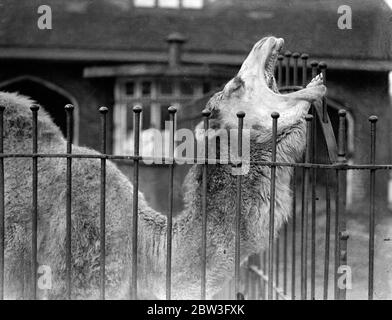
xmin=215 ymin=185 xmax=392 ymax=300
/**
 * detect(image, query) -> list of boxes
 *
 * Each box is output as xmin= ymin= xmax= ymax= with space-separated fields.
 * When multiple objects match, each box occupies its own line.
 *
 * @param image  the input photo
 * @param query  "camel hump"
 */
xmin=0 ymin=91 xmax=64 ymax=147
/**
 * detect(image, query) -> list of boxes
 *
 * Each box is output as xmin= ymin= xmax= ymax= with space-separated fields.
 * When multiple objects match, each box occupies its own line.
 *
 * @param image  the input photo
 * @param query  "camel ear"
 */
xmin=223 ymin=76 xmax=244 ymax=97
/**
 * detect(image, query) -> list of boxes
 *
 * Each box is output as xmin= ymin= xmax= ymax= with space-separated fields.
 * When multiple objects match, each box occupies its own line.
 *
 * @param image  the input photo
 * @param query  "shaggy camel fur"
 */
xmin=2 ymin=36 xmax=326 ymax=299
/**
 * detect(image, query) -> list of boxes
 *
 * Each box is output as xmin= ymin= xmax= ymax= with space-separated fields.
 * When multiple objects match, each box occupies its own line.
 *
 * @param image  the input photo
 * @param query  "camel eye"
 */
xmin=232 ymin=77 xmax=244 ymax=91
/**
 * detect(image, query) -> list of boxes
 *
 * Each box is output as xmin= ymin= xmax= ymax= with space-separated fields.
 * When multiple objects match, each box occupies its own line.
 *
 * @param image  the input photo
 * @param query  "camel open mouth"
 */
xmin=264 ymin=38 xmax=284 ymax=94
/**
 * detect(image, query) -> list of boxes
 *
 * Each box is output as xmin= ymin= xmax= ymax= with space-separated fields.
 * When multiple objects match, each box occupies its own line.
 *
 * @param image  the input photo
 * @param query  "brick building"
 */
xmin=0 ymin=0 xmax=391 ymax=214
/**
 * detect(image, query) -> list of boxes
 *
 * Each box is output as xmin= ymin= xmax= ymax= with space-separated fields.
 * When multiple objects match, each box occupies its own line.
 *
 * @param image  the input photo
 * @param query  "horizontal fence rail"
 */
xmin=0 ymin=103 xmax=384 ymax=300
xmin=0 ymin=51 xmax=384 ymax=301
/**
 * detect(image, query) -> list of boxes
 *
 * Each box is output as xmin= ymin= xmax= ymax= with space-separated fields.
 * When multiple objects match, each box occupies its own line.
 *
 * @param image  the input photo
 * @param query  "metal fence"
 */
xmin=217 ymin=52 xmax=382 ymax=301
xmin=0 ymin=52 xmax=384 ymax=300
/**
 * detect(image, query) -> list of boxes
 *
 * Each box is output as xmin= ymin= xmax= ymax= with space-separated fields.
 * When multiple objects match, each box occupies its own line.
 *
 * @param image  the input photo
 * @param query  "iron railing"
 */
xmin=0 ymin=51 xmax=384 ymax=300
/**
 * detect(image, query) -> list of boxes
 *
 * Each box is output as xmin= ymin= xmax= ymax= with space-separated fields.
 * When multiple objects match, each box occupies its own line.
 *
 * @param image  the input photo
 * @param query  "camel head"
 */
xmin=201 ymin=36 xmax=326 ymax=144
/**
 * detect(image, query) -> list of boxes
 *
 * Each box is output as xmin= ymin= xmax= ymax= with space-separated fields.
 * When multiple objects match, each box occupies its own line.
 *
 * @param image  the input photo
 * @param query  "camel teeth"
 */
xmin=310 ymin=73 xmax=323 ymax=83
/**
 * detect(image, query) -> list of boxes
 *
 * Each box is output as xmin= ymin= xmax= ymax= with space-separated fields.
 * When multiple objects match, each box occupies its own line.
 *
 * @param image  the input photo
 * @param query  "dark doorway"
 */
xmin=1 ymin=78 xmax=72 ymax=137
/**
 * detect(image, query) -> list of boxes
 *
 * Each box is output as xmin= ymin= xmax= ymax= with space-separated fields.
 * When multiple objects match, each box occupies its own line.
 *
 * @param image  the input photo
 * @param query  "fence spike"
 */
xmin=30 ymin=104 xmax=39 ymax=300
xmin=368 ymin=115 xmax=378 ymax=300
xmin=284 ymin=51 xmax=292 ymax=87
xmin=201 ymin=108 xmax=210 ymax=300
xmin=235 ymin=110 xmax=245 ymax=300
xmin=335 ymin=109 xmax=347 ymax=300
xmin=131 ymin=104 xmax=142 ymax=300
xmin=292 ymin=52 xmax=300 ymax=86
xmin=291 ymin=168 xmax=297 ymax=300
xmin=277 ymin=55 xmax=284 ymax=88
xmin=301 ymin=54 xmax=309 ymax=87
xmin=268 ymin=112 xmax=279 ymax=300
xmin=64 ymin=104 xmax=74 ymax=300
xmin=166 ymin=106 xmax=177 ymax=300
xmin=318 ymin=62 xmax=328 ymax=123
xmin=99 ymin=106 xmax=108 ymax=300
xmin=300 ymin=114 xmax=313 ymax=300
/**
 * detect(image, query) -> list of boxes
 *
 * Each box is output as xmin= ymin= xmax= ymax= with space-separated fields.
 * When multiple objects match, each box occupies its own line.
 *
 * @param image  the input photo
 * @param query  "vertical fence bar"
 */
xmin=166 ymin=106 xmax=177 ymax=300
xmin=201 ymin=109 xmax=210 ymax=300
xmin=319 ymin=62 xmax=328 ymax=123
xmin=277 ymin=55 xmax=284 ymax=88
xmin=262 ymin=251 xmax=267 ymax=300
xmin=368 ymin=115 xmax=377 ymax=300
xmin=268 ymin=112 xmax=279 ymax=300
xmin=283 ymin=222 xmax=288 ymax=296
xmin=336 ymin=110 xmax=348 ymax=300
xmin=244 ymin=258 xmax=249 ymax=298
xmin=334 ymin=172 xmax=339 ymax=300
xmin=275 ymin=235 xmax=280 ymax=299
xmin=249 ymin=255 xmax=258 ymax=299
xmin=301 ymin=54 xmax=309 ymax=87
xmin=258 ymin=253 xmax=264 ymax=300
xmin=0 ymin=105 xmax=4 ymax=301
xmin=65 ymin=104 xmax=74 ymax=300
xmin=235 ymin=111 xmax=245 ymax=300
xmin=300 ymin=163 xmax=305 ymax=299
xmin=99 ymin=107 xmax=108 ymax=300
xmin=248 ymin=257 xmax=253 ymax=299
xmin=301 ymin=115 xmax=313 ymax=300
xmin=311 ymin=61 xmax=318 ymax=80
xmin=310 ymin=106 xmax=317 ymax=300
xmin=285 ymin=51 xmax=292 ymax=87
xmin=292 ymin=53 xmax=300 ymax=86
xmin=323 ymin=170 xmax=331 ymax=300
xmin=131 ymin=105 xmax=142 ymax=300
xmin=291 ymin=168 xmax=297 ymax=300
xmin=30 ymin=105 xmax=39 ymax=300
xmin=255 ymin=254 xmax=261 ymax=300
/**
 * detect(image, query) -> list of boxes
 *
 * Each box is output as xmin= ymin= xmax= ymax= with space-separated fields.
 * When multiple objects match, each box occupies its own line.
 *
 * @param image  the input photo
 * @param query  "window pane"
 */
xmin=158 ymin=0 xmax=179 ymax=8
xmin=202 ymin=81 xmax=211 ymax=94
xmin=159 ymin=80 xmax=174 ymax=95
xmin=180 ymin=81 xmax=194 ymax=96
xmin=142 ymin=105 xmax=151 ymax=130
xmin=182 ymin=0 xmax=203 ymax=9
xmin=141 ymin=81 xmax=152 ymax=97
xmin=134 ymin=0 xmax=156 ymax=7
xmin=160 ymin=105 xmax=171 ymax=130
xmin=125 ymin=81 xmax=135 ymax=96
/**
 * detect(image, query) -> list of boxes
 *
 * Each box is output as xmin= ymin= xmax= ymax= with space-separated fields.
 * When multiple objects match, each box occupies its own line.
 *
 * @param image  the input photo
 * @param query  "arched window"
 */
xmin=0 ymin=75 xmax=79 ymax=144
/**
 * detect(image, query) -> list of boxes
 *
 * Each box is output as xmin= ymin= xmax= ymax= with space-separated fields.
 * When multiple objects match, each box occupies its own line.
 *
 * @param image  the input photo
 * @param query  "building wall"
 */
xmin=0 ymin=59 xmax=187 ymax=215
xmin=0 ymin=59 xmax=390 ymax=216
xmin=0 ymin=60 xmax=115 ymax=153
xmin=328 ymin=69 xmax=391 ymax=215
xmin=179 ymin=68 xmax=392 ymax=216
